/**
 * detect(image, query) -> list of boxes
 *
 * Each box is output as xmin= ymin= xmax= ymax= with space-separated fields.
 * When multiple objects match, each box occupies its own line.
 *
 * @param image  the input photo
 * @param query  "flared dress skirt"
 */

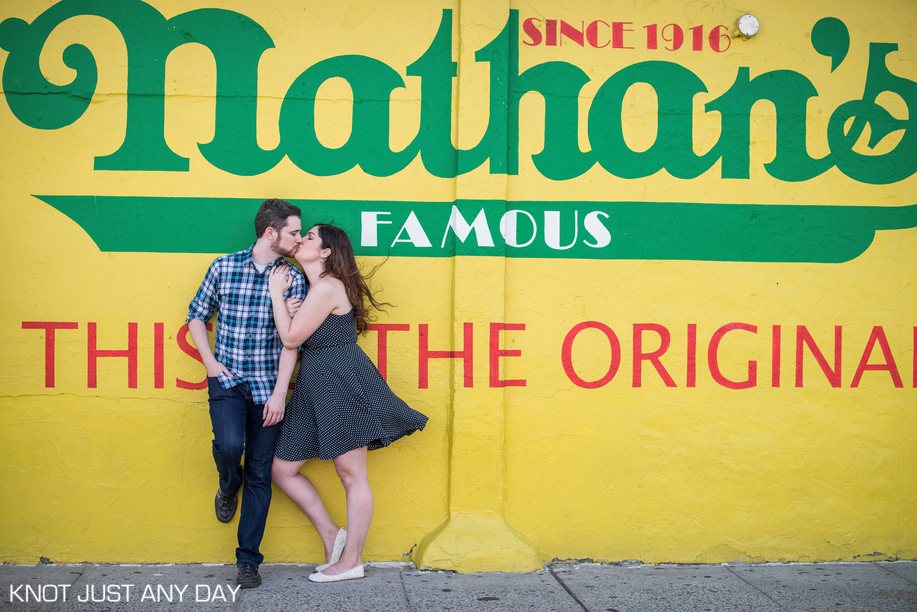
xmin=274 ymin=309 xmax=428 ymax=461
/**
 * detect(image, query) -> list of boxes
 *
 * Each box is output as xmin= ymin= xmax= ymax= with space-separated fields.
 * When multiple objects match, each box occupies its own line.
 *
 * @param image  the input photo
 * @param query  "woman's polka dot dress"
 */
xmin=275 ymin=309 xmax=428 ymax=461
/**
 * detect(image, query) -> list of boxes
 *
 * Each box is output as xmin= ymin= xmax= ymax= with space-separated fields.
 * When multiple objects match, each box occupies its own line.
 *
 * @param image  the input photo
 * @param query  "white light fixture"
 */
xmin=738 ymin=14 xmax=760 ymax=37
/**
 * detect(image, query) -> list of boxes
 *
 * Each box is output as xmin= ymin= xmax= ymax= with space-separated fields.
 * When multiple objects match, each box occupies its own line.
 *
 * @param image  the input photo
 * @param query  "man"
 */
xmin=186 ymin=199 xmax=306 ymax=588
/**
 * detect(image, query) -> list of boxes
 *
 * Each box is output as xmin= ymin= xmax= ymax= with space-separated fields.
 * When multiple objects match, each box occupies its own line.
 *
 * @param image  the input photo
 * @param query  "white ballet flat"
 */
xmin=315 ymin=528 xmax=347 ymax=572
xmin=309 ymin=564 xmax=364 ymax=583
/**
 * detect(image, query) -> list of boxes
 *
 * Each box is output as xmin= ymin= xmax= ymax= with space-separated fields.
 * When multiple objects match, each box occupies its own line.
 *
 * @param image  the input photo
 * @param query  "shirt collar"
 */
xmin=241 ymin=245 xmax=256 ymax=269
xmin=242 ymin=244 xmax=288 ymax=271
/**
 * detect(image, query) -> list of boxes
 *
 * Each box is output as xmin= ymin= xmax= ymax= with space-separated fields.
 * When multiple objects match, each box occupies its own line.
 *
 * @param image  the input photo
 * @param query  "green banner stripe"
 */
xmin=36 ymin=196 xmax=917 ymax=263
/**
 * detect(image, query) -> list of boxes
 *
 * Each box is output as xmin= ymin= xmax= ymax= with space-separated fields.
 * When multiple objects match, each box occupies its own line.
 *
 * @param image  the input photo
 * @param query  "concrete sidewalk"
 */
xmin=1 ymin=561 xmax=915 ymax=611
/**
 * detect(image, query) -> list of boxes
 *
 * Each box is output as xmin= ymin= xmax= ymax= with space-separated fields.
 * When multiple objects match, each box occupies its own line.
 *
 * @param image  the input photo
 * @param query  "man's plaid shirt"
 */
xmin=187 ymin=246 xmax=306 ymax=404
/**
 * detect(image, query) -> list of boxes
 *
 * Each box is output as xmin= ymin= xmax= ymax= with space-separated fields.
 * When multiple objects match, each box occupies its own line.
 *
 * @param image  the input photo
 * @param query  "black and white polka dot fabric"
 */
xmin=275 ymin=309 xmax=428 ymax=461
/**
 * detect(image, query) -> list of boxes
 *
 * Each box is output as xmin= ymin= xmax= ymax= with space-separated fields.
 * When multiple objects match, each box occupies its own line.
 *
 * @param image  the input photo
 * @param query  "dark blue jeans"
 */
xmin=208 ymin=378 xmax=280 ymax=566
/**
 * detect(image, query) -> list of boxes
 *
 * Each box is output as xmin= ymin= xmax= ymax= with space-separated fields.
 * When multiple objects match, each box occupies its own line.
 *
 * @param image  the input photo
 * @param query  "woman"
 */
xmin=267 ymin=224 xmax=428 ymax=583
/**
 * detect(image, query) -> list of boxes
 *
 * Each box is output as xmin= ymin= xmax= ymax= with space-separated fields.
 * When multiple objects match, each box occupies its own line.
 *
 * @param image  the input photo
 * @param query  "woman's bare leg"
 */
xmin=271 ymin=456 xmax=341 ymax=562
xmin=321 ymin=446 xmax=373 ymax=575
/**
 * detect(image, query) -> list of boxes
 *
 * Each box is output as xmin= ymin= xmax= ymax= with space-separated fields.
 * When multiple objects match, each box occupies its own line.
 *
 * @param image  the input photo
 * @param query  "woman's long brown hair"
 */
xmin=315 ymin=224 xmax=389 ymax=334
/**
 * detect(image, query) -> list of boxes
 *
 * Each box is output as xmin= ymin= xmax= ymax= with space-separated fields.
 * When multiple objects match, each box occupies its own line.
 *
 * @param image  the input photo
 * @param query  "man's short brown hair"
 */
xmin=254 ymin=199 xmax=302 ymax=238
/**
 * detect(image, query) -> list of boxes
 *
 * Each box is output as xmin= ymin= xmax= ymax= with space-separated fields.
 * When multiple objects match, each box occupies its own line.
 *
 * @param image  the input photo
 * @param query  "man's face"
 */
xmin=270 ymin=216 xmax=303 ymax=258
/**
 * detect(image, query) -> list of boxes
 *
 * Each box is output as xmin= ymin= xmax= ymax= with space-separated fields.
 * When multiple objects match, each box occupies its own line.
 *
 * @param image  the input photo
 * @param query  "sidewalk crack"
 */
xmin=547 ymin=564 xmax=591 ymax=612
xmin=724 ymin=565 xmax=791 ymax=610
xmin=65 ymin=564 xmax=90 ymax=588
xmin=399 ymin=568 xmax=416 ymax=612
xmin=874 ymin=562 xmax=917 ymax=586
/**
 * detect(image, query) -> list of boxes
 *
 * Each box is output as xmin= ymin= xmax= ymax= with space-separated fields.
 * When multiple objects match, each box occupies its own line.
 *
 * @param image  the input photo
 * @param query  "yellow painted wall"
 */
xmin=1 ymin=0 xmax=914 ymax=571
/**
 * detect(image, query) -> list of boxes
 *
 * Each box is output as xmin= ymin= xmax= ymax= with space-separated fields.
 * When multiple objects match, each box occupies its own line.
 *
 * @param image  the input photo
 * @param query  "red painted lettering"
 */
xmin=661 ymin=23 xmax=683 ymax=51
xmin=154 ymin=323 xmax=164 ymax=389
xmin=367 ymin=323 xmax=410 ymax=381
xmin=795 ymin=326 xmax=842 ymax=388
xmin=489 ymin=323 xmax=526 ymax=387
xmin=686 ymin=323 xmax=697 ymax=387
xmin=561 ymin=322 xmax=621 ymax=389
xmin=560 ymin=20 xmax=585 ymax=47
xmin=419 ymin=323 xmax=473 ymax=389
xmin=690 ymin=25 xmax=704 ymax=51
xmin=612 ymin=21 xmax=634 ymax=49
xmin=644 ymin=24 xmax=658 ymax=50
xmin=522 ymin=17 xmax=542 ymax=46
xmin=88 ymin=322 xmax=138 ymax=389
xmin=708 ymin=323 xmax=757 ymax=389
xmin=850 ymin=326 xmax=903 ymax=388
xmin=632 ymin=324 xmax=676 ymax=387
xmin=586 ymin=20 xmax=610 ymax=48
xmin=175 ymin=322 xmax=211 ymax=390
xmin=546 ymin=19 xmax=558 ymax=46
xmin=709 ymin=25 xmax=731 ymax=53
xmin=772 ymin=325 xmax=782 ymax=387
xmin=21 ymin=321 xmax=79 ymax=388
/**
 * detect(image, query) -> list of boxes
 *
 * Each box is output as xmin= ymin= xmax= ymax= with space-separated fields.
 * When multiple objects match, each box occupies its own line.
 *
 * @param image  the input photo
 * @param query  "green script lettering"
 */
xmin=2 ymin=4 xmax=915 ymax=184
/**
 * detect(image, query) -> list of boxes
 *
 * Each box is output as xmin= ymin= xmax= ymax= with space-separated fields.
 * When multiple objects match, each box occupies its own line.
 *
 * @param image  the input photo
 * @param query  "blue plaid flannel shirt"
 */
xmin=186 ymin=246 xmax=306 ymax=404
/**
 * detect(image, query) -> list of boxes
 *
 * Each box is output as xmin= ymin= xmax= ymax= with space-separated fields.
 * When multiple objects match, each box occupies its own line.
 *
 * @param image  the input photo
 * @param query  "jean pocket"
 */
xmin=207 ymin=375 xmax=230 ymax=398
